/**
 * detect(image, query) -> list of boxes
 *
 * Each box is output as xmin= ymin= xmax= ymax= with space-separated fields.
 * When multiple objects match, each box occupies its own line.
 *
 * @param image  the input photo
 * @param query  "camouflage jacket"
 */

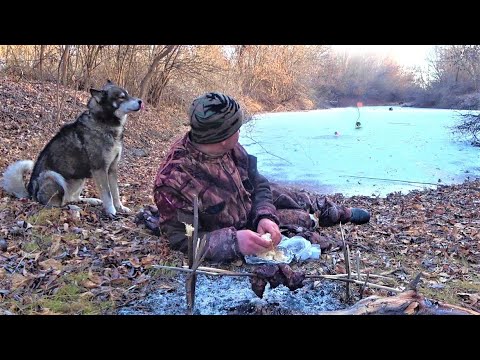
xmin=154 ymin=133 xmax=279 ymax=263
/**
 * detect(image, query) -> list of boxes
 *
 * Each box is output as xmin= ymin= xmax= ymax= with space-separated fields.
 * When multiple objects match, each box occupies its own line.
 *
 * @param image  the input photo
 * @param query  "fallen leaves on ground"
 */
xmin=0 ymin=75 xmax=479 ymax=314
xmin=314 ymin=182 xmax=480 ymax=311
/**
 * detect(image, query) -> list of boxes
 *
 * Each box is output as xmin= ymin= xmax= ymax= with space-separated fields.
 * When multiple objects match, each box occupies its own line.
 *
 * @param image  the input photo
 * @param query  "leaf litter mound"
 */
xmin=1 ymin=76 xmax=479 ymax=315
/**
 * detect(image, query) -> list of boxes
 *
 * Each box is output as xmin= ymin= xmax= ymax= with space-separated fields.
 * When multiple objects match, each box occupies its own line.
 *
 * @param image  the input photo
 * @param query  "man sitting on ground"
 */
xmin=152 ymin=92 xmax=370 ymax=262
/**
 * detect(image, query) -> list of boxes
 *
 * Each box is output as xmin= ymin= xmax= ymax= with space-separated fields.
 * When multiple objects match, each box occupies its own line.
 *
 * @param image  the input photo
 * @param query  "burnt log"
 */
xmin=318 ymin=290 xmax=479 ymax=315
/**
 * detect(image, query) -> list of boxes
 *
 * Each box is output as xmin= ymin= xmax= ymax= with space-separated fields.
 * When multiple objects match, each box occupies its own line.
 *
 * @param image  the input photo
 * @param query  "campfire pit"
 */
xmin=118 ymin=272 xmax=346 ymax=315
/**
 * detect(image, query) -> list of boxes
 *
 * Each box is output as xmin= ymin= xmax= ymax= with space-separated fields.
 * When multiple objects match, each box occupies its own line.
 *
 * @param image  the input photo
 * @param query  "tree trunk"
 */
xmin=39 ymin=45 xmax=45 ymax=81
xmin=58 ymin=45 xmax=71 ymax=86
xmin=116 ymin=45 xmax=130 ymax=85
xmin=138 ymin=45 xmax=177 ymax=100
xmin=56 ymin=45 xmax=71 ymax=122
xmin=79 ymin=45 xmax=103 ymax=90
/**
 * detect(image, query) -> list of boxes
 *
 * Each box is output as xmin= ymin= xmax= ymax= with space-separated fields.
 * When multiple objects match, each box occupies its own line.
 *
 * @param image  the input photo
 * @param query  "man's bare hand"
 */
xmin=237 ymin=229 xmax=273 ymax=256
xmin=256 ymin=218 xmax=282 ymax=246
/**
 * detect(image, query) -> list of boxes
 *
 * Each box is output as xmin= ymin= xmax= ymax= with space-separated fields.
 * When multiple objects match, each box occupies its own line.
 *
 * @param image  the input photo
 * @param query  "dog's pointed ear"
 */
xmin=102 ymin=79 xmax=115 ymax=89
xmin=90 ymin=88 xmax=103 ymax=102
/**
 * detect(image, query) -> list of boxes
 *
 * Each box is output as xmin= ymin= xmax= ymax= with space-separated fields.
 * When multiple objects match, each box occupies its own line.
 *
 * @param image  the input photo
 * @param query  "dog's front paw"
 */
xmin=105 ymin=206 xmax=117 ymax=217
xmin=81 ymin=197 xmax=103 ymax=206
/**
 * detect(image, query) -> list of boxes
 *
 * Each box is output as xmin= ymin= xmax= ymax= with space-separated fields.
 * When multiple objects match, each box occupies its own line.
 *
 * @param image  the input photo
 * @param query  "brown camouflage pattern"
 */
xmin=271 ymin=183 xmax=352 ymax=228
xmin=154 ymin=133 xmax=279 ymax=263
xmin=153 ymin=134 xmax=353 ymax=263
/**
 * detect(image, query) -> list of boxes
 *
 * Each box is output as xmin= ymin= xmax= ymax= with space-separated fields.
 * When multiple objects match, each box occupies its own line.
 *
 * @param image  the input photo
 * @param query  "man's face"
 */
xmin=222 ymin=129 xmax=240 ymax=150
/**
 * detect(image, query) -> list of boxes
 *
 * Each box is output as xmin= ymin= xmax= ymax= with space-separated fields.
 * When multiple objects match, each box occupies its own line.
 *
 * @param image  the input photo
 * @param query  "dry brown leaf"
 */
xmin=110 ymin=277 xmax=130 ymax=286
xmin=81 ymin=280 xmax=99 ymax=289
xmin=20 ymin=251 xmax=41 ymax=260
xmin=404 ymin=301 xmax=419 ymax=314
xmin=79 ymin=291 xmax=95 ymax=299
xmin=87 ymin=271 xmax=104 ymax=285
xmin=39 ymin=258 xmax=63 ymax=271
xmin=140 ymin=255 xmax=155 ymax=266
xmin=38 ymin=307 xmax=60 ymax=315
xmin=128 ymin=257 xmax=142 ymax=268
xmin=11 ymin=273 xmax=30 ymax=289
xmin=49 ymin=235 xmax=62 ymax=256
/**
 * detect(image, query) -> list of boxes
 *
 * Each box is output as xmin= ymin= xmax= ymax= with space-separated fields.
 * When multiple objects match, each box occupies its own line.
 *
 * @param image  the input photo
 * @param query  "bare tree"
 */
xmin=138 ymin=45 xmax=177 ymax=100
xmin=56 ymin=45 xmax=71 ymax=122
xmin=37 ymin=45 xmax=45 ymax=80
xmin=77 ymin=45 xmax=105 ymax=90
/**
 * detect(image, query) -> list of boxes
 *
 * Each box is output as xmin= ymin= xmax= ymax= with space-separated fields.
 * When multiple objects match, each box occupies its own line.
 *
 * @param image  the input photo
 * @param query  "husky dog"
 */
xmin=1 ymin=80 xmax=143 ymax=216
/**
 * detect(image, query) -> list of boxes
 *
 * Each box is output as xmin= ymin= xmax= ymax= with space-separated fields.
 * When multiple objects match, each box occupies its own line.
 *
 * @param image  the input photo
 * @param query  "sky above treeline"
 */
xmin=330 ymin=45 xmax=435 ymax=69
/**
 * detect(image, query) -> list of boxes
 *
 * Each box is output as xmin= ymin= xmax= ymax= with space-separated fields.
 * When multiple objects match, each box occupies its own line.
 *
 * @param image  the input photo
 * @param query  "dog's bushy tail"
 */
xmin=1 ymin=160 xmax=34 ymax=198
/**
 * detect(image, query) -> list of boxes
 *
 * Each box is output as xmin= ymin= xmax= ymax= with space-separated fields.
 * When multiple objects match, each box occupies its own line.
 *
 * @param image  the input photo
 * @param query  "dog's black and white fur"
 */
xmin=1 ymin=80 xmax=143 ymax=216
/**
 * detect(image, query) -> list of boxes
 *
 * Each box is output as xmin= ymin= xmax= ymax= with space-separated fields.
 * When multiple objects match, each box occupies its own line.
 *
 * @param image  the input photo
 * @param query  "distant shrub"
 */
xmin=453 ymin=111 xmax=480 ymax=146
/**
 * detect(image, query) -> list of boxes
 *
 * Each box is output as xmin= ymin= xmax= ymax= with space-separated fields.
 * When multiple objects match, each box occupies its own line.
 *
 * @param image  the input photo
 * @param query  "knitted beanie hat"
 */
xmin=189 ymin=92 xmax=243 ymax=144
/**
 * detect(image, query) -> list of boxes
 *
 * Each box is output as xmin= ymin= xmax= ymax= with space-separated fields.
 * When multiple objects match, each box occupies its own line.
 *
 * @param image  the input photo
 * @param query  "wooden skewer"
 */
xmin=153 ymin=265 xmax=252 ymax=277
xmin=305 ymin=274 xmax=401 ymax=293
xmin=340 ymin=222 xmax=351 ymax=300
xmin=153 ymin=265 xmax=402 ymax=293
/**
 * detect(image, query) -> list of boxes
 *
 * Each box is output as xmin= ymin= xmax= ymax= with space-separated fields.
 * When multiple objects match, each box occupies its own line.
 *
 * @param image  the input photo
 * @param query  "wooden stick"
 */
xmin=191 ymin=234 xmax=208 ymax=274
xmin=360 ymin=273 xmax=370 ymax=300
xmin=340 ymin=222 xmax=350 ymax=301
xmin=355 ymin=250 xmax=361 ymax=281
xmin=186 ymin=195 xmax=200 ymax=314
xmin=408 ymin=272 xmax=422 ymax=291
xmin=192 ymin=195 xmax=199 ymax=260
xmin=186 ymin=226 xmax=194 ymax=314
xmin=305 ymin=274 xmax=349 ymax=279
xmin=306 ymin=275 xmax=402 ymax=293
xmin=307 ymin=272 xmax=398 ymax=289
xmin=189 ymin=265 xmax=246 ymax=275
xmin=154 ymin=266 xmax=222 ymax=276
xmin=308 ymin=272 xmax=394 ymax=281
xmin=155 ymin=264 xmax=401 ymax=294
xmin=153 ymin=265 xmax=252 ymax=277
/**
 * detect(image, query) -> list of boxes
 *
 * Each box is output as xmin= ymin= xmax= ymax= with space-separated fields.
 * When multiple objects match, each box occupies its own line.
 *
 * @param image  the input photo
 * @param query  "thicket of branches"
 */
xmin=453 ymin=112 xmax=480 ymax=145
xmin=0 ymin=45 xmax=423 ymax=111
xmin=1 ymin=45 xmax=479 ymax=141
xmin=419 ymin=45 xmax=480 ymax=141
xmin=417 ymin=45 xmax=480 ymax=109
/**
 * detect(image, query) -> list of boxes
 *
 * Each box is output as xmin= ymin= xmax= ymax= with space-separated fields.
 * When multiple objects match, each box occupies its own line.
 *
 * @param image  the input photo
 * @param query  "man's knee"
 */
xmin=276 ymin=209 xmax=315 ymax=229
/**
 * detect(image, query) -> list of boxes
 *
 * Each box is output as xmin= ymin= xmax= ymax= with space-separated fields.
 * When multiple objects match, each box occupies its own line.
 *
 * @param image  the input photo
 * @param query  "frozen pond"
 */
xmin=240 ymin=106 xmax=480 ymax=197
